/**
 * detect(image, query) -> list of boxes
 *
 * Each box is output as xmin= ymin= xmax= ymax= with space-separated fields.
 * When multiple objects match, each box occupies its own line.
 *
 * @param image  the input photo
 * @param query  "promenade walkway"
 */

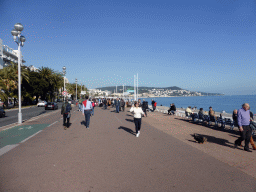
xmin=0 ymin=106 xmax=255 ymax=191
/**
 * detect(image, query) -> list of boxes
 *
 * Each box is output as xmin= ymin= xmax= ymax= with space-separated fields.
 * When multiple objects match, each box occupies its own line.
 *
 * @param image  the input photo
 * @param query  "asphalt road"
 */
xmin=0 ymin=103 xmax=63 ymax=127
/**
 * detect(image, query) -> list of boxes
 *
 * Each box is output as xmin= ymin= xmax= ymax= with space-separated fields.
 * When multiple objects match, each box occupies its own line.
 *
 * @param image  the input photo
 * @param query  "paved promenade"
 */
xmin=0 ymin=106 xmax=256 ymax=191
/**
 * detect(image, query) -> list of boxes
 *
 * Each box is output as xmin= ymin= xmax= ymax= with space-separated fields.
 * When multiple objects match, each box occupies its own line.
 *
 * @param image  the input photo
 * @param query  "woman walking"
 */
xmin=130 ymin=102 xmax=145 ymax=137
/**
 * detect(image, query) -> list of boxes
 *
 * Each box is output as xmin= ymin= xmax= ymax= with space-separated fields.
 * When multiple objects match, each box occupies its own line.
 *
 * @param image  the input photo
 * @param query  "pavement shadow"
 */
xmin=125 ymin=118 xmax=134 ymax=123
xmin=81 ymin=121 xmax=86 ymax=126
xmin=126 ymin=114 xmax=133 ymax=117
xmin=188 ymin=133 xmax=238 ymax=150
xmin=118 ymin=126 xmax=135 ymax=136
xmin=175 ymin=118 xmax=240 ymax=135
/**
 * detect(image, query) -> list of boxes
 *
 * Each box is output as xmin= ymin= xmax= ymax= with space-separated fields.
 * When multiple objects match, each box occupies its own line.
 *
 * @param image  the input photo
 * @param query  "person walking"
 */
xmin=120 ymin=99 xmax=125 ymax=112
xmin=235 ymin=103 xmax=252 ymax=152
xmin=142 ymin=99 xmax=148 ymax=117
xmin=130 ymin=102 xmax=145 ymax=137
xmin=78 ymin=97 xmax=84 ymax=111
xmin=103 ymin=98 xmax=107 ymax=110
xmin=61 ymin=98 xmax=72 ymax=130
xmin=115 ymin=98 xmax=120 ymax=113
xmin=91 ymin=99 xmax=95 ymax=116
xmin=151 ymin=99 xmax=155 ymax=112
xmin=82 ymin=95 xmax=92 ymax=129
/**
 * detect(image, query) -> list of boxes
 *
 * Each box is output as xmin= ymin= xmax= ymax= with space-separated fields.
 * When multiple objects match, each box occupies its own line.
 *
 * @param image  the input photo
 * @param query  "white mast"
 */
xmin=137 ymin=73 xmax=138 ymax=101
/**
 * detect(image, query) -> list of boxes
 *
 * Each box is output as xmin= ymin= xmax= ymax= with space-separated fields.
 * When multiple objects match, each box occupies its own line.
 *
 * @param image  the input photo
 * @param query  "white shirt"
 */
xmin=130 ymin=107 xmax=144 ymax=118
xmin=82 ymin=100 xmax=92 ymax=114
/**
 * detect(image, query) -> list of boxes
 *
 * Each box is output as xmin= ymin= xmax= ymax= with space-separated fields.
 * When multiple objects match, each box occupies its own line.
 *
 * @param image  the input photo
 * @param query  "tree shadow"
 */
xmin=188 ymin=133 xmax=242 ymax=150
xmin=118 ymin=126 xmax=135 ymax=136
xmin=125 ymin=118 xmax=134 ymax=123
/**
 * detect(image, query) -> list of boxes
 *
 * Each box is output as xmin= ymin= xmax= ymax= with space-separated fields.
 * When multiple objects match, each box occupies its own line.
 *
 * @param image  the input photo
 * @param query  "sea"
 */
xmin=139 ymin=95 xmax=256 ymax=114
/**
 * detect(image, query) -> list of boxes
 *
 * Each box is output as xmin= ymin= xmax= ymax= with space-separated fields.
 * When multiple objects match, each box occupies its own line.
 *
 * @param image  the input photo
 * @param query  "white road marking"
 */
xmin=20 ymin=130 xmax=42 ymax=143
xmin=18 ymin=128 xmax=23 ymax=130
xmin=47 ymin=121 xmax=58 ymax=127
xmin=0 ymin=144 xmax=19 ymax=156
xmin=27 ymin=126 xmax=33 ymax=129
xmin=115 ymin=116 xmax=122 ymax=124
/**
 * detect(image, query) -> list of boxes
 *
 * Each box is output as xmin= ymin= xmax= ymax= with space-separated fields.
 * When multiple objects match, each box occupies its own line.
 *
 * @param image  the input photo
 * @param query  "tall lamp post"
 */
xmin=75 ymin=78 xmax=78 ymax=101
xmin=62 ymin=66 xmax=66 ymax=99
xmin=11 ymin=23 xmax=26 ymax=124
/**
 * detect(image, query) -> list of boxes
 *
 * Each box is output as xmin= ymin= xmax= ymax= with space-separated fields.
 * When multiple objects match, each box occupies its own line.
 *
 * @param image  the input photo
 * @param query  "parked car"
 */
xmin=45 ymin=102 xmax=58 ymax=110
xmin=37 ymin=101 xmax=47 ymax=107
xmin=0 ymin=107 xmax=5 ymax=118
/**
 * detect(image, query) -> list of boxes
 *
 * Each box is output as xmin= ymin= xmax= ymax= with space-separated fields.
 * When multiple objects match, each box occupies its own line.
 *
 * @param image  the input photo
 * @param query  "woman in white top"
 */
xmin=130 ymin=102 xmax=145 ymax=137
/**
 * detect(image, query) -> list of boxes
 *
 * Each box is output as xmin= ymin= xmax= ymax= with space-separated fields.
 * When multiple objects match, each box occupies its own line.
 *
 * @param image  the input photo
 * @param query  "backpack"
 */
xmin=154 ymin=102 xmax=157 ymax=107
xmin=92 ymin=102 xmax=95 ymax=107
xmin=65 ymin=104 xmax=71 ymax=113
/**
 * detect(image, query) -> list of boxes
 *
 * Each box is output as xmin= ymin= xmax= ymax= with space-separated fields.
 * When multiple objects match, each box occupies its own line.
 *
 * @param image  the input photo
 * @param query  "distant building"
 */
xmin=0 ymin=38 xmax=26 ymax=69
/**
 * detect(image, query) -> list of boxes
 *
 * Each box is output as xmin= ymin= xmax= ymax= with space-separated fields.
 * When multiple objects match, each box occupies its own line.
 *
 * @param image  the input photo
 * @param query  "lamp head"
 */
xmin=20 ymin=35 xmax=26 ymax=42
xmin=14 ymin=23 xmax=24 ymax=32
xmin=62 ymin=66 xmax=66 ymax=70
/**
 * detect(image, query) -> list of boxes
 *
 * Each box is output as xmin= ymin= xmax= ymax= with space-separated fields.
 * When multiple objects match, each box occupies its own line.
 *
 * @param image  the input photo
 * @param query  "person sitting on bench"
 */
xmin=185 ymin=106 xmax=192 ymax=116
xmin=168 ymin=103 xmax=176 ymax=115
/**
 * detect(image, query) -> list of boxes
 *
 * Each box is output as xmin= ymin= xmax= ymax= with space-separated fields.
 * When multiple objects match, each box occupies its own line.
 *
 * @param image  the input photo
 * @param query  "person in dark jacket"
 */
xmin=142 ymin=99 xmax=148 ymax=117
xmin=151 ymin=99 xmax=155 ymax=112
xmin=168 ymin=103 xmax=176 ymax=115
xmin=61 ymin=99 xmax=72 ymax=130
xmin=115 ymin=98 xmax=120 ymax=113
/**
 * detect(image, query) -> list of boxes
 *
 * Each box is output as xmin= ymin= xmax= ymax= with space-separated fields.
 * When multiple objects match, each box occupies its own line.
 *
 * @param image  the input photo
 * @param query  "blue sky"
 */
xmin=1 ymin=0 xmax=256 ymax=95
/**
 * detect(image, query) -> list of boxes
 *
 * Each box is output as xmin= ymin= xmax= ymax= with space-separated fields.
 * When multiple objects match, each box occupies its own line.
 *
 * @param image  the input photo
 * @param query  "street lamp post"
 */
xmin=11 ymin=23 xmax=26 ymax=124
xmin=75 ymin=78 xmax=78 ymax=101
xmin=62 ymin=66 xmax=66 ymax=99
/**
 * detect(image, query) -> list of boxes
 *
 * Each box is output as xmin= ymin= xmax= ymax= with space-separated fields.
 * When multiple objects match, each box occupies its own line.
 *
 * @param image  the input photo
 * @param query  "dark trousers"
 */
xmin=63 ymin=113 xmax=70 ymax=127
xmin=235 ymin=125 xmax=252 ymax=150
xmin=121 ymin=105 xmax=125 ymax=111
xmin=134 ymin=118 xmax=142 ymax=133
xmin=84 ymin=110 xmax=91 ymax=128
xmin=143 ymin=108 xmax=147 ymax=117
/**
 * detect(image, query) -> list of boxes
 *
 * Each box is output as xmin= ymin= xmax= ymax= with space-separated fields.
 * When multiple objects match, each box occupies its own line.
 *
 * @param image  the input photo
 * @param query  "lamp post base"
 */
xmin=18 ymin=112 xmax=22 ymax=124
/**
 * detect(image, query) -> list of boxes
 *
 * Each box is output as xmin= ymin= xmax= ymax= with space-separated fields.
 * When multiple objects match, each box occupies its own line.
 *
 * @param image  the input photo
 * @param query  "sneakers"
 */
xmin=136 ymin=131 xmax=140 ymax=137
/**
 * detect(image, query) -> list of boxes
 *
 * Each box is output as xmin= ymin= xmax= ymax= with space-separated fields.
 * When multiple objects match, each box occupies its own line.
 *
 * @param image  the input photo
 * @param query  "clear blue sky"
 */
xmin=1 ymin=0 xmax=256 ymax=95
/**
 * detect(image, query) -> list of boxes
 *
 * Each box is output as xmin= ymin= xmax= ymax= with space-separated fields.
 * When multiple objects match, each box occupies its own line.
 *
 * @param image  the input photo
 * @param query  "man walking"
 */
xmin=82 ymin=95 xmax=92 ymax=129
xmin=142 ymin=99 xmax=148 ymax=117
xmin=61 ymin=98 xmax=72 ymax=130
xmin=115 ymin=98 xmax=120 ymax=113
xmin=235 ymin=103 xmax=252 ymax=152
xmin=151 ymin=99 xmax=155 ymax=112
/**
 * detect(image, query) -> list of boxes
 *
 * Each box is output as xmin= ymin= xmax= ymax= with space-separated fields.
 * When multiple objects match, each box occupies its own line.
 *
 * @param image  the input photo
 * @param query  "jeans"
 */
xmin=79 ymin=103 xmax=82 ymax=111
xmin=142 ymin=108 xmax=147 ymax=117
xmin=116 ymin=105 xmax=119 ymax=113
xmin=134 ymin=118 xmax=142 ymax=133
xmin=91 ymin=107 xmax=94 ymax=116
xmin=84 ymin=110 xmax=91 ymax=128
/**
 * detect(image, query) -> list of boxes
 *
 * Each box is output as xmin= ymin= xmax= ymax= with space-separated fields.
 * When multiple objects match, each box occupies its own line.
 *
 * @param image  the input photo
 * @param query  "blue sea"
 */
xmin=140 ymin=95 xmax=256 ymax=114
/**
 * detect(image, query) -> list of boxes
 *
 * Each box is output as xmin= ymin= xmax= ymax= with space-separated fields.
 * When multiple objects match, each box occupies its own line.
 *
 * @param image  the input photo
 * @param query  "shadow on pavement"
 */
xmin=125 ymin=119 xmax=134 ymax=123
xmin=118 ymin=126 xmax=135 ymax=136
xmin=126 ymin=114 xmax=133 ymax=117
xmin=188 ymin=133 xmax=236 ymax=149
xmin=81 ymin=121 xmax=86 ymax=126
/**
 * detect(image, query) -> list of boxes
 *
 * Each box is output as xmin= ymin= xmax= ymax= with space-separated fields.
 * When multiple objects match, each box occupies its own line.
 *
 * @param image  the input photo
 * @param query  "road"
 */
xmin=0 ymin=103 xmax=63 ymax=127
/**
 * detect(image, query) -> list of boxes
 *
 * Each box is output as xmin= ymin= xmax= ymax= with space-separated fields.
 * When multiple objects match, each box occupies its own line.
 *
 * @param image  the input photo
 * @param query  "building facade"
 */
xmin=0 ymin=38 xmax=25 ymax=69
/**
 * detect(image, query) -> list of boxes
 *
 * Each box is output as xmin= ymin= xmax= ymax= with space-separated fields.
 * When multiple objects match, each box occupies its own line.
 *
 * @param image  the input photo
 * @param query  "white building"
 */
xmin=0 ymin=38 xmax=26 ymax=69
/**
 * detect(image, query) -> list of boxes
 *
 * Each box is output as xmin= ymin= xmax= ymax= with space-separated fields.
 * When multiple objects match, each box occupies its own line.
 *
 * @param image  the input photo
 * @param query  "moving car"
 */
xmin=0 ymin=107 xmax=5 ymax=118
xmin=45 ymin=102 xmax=58 ymax=110
xmin=37 ymin=101 xmax=47 ymax=107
